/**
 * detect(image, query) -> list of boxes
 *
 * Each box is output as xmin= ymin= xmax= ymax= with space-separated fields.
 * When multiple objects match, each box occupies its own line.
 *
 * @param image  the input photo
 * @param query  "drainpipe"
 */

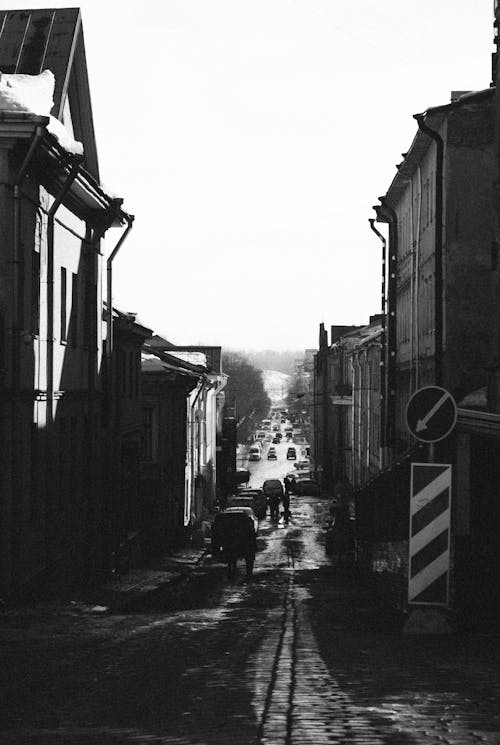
xmin=12 ymin=124 xmax=46 ymax=391
xmin=46 ymin=158 xmax=82 ymax=427
xmin=106 ymin=214 xmax=135 ymax=369
xmin=409 ymin=178 xmax=415 ymax=394
xmin=415 ymin=166 xmax=423 ymax=389
xmin=414 ymin=113 xmax=444 ymax=386
xmin=377 ymin=198 xmax=398 ymax=456
xmin=369 ymin=216 xmax=387 ymax=466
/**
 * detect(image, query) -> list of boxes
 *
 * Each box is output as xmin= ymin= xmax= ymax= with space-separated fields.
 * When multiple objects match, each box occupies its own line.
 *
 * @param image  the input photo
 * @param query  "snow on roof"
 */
xmin=0 ymin=69 xmax=83 ymax=155
xmin=167 ymin=350 xmax=207 ymax=368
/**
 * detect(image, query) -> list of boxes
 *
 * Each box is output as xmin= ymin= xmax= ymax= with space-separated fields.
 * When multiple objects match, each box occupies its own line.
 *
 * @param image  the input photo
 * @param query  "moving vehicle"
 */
xmin=262 ymin=479 xmax=284 ymax=499
xmin=287 ymin=447 xmax=297 ymax=460
xmin=211 ymin=509 xmax=257 ymax=578
xmin=267 ymin=450 xmax=277 ymax=460
xmin=249 ymin=443 xmax=262 ymax=461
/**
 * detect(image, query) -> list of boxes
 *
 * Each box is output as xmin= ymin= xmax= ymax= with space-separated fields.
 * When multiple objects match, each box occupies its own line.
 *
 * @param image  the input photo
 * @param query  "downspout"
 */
xmin=46 ymin=158 xmax=82 ymax=427
xmin=369 ymin=216 xmax=387 ymax=467
xmin=12 ymin=123 xmax=46 ymax=391
xmin=106 ymin=213 xmax=135 ymax=375
xmin=415 ymin=166 xmax=423 ymax=389
xmin=414 ymin=113 xmax=444 ymax=386
xmin=378 ymin=197 xmax=398 ymax=456
xmin=409 ymin=178 xmax=415 ymax=393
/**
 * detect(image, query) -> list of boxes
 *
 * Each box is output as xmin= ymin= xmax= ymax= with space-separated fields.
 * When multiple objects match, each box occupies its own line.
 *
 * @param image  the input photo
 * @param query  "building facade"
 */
xmin=0 ymin=8 xmax=133 ymax=595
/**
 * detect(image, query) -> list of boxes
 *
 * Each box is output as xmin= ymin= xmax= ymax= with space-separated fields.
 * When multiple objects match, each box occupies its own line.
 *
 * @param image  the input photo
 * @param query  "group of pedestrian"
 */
xmin=268 ymin=475 xmax=295 ymax=524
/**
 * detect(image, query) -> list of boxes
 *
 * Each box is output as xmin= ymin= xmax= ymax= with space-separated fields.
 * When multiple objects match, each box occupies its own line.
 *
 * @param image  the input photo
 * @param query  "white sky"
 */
xmin=5 ymin=0 xmax=495 ymax=350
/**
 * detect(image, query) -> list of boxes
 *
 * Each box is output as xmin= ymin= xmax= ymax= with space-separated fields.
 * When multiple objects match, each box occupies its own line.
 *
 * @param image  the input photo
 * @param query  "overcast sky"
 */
xmin=5 ymin=1 xmax=495 ymax=350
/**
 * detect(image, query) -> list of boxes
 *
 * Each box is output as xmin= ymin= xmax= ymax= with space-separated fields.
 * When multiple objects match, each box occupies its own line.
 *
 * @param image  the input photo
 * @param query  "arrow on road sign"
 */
xmin=415 ymin=391 xmax=451 ymax=432
xmin=406 ymin=386 xmax=457 ymax=443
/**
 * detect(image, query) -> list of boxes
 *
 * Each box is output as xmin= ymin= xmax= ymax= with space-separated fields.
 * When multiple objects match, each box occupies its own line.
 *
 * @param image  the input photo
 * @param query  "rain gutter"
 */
xmin=369 ymin=216 xmax=387 ymax=465
xmin=377 ymin=198 xmax=398 ymax=455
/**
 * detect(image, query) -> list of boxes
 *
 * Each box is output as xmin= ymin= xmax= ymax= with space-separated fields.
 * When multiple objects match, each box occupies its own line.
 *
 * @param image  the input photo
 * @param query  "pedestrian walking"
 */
xmin=269 ymin=494 xmax=280 ymax=521
xmin=282 ymin=480 xmax=291 ymax=525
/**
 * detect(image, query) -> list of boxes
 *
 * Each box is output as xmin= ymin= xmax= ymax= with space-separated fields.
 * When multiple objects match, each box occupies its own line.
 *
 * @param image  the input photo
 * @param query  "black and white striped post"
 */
xmin=404 ymin=387 xmax=457 ymax=633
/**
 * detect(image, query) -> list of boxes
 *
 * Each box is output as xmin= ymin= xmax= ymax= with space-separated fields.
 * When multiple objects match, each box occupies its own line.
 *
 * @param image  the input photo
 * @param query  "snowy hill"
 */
xmin=262 ymin=369 xmax=290 ymax=404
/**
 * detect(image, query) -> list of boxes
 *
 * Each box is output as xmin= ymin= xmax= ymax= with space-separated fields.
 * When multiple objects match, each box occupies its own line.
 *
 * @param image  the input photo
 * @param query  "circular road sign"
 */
xmin=406 ymin=386 xmax=457 ymax=443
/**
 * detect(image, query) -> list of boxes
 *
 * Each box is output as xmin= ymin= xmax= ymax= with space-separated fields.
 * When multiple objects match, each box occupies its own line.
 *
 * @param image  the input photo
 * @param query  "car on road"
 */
xmin=262 ymin=479 xmax=284 ymax=499
xmin=249 ymin=443 xmax=262 ymax=461
xmin=227 ymin=491 xmax=267 ymax=519
xmin=224 ymin=506 xmax=259 ymax=533
xmin=211 ymin=510 xmax=258 ymax=576
xmin=286 ymin=447 xmax=297 ymax=460
xmin=272 ymin=436 xmax=280 ymax=444
xmin=267 ymin=450 xmax=277 ymax=460
xmin=294 ymin=478 xmax=320 ymax=496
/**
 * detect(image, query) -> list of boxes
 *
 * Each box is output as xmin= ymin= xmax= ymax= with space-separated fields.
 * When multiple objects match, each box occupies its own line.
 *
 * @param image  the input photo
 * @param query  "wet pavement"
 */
xmin=1 ymin=484 xmax=500 ymax=743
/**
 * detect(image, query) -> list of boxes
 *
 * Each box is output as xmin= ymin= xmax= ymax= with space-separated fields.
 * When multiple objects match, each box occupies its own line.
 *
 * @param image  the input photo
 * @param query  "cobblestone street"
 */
xmin=1 ymin=496 xmax=500 ymax=744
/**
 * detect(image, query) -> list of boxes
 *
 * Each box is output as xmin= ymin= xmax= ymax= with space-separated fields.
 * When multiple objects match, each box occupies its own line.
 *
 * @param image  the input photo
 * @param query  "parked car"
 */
xmin=227 ymin=492 xmax=267 ymax=520
xmin=294 ymin=478 xmax=320 ymax=496
xmin=224 ymin=506 xmax=259 ymax=533
xmin=239 ymin=488 xmax=268 ymax=519
xmin=287 ymin=447 xmax=297 ymax=460
xmin=294 ymin=460 xmax=310 ymax=470
xmin=272 ymin=436 xmax=280 ymax=444
xmin=233 ymin=468 xmax=250 ymax=485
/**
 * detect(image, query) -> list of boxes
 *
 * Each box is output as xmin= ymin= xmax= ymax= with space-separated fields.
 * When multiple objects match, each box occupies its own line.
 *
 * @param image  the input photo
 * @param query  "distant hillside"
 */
xmin=262 ymin=369 xmax=291 ymax=404
xmin=231 ymin=349 xmax=302 ymax=375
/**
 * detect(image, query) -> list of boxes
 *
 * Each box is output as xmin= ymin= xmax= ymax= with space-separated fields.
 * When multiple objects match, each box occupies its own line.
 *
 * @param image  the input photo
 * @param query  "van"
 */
xmin=249 ymin=444 xmax=262 ymax=461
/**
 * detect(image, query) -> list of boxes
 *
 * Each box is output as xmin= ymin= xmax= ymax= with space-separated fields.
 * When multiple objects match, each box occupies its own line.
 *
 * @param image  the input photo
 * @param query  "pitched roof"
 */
xmin=0 ymin=7 xmax=99 ymax=178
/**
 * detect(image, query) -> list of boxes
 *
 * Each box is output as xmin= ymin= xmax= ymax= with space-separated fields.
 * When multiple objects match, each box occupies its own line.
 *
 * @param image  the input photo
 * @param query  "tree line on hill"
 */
xmin=223 ymin=351 xmax=271 ymax=442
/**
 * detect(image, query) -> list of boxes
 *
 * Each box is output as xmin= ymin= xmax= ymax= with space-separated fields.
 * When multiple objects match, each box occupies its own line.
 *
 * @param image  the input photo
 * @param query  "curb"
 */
xmin=108 ymin=546 xmax=211 ymax=613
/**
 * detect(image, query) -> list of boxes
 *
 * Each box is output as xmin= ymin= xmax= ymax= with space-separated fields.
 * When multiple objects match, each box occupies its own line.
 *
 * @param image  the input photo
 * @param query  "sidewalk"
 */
xmin=0 ymin=542 xmax=210 ymax=620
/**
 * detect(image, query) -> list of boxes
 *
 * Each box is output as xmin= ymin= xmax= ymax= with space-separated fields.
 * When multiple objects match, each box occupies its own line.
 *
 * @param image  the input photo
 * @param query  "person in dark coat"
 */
xmin=282 ymin=477 xmax=292 ymax=524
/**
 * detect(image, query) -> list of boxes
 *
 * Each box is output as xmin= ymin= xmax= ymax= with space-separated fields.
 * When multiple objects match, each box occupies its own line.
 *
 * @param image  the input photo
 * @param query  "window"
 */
xmin=60 ymin=267 xmax=67 ymax=342
xmin=141 ymin=407 xmax=158 ymax=462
